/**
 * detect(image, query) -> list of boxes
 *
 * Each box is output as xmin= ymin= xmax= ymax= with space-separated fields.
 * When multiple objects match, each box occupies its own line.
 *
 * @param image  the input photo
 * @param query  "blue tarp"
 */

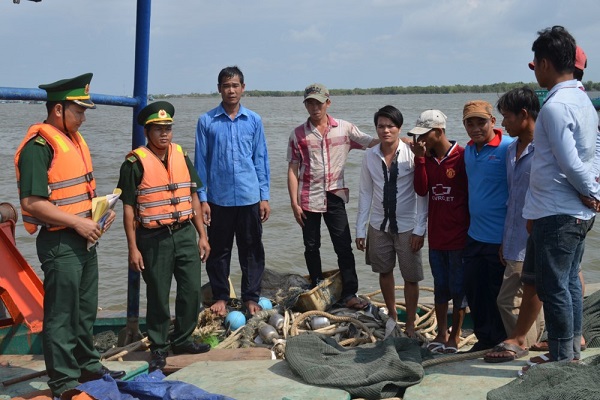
xmin=77 ymin=370 xmax=235 ymax=400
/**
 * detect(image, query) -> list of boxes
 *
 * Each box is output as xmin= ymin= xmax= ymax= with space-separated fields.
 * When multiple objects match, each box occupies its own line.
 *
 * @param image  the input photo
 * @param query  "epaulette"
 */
xmin=34 ymin=136 xmax=47 ymax=146
xmin=127 ymin=155 xmax=138 ymax=163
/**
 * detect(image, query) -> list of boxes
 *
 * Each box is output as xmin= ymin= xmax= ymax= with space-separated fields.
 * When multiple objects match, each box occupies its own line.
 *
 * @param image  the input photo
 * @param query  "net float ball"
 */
xmin=258 ymin=297 xmax=273 ymax=310
xmin=225 ymin=311 xmax=246 ymax=330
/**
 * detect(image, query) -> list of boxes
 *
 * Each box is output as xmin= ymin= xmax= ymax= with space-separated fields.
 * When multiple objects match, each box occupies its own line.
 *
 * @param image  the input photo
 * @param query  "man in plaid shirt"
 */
xmin=287 ymin=83 xmax=377 ymax=309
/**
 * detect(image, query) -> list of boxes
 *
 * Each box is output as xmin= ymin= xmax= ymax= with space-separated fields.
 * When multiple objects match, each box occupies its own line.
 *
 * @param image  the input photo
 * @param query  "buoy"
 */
xmin=258 ymin=321 xmax=280 ymax=344
xmin=258 ymin=297 xmax=273 ymax=310
xmin=310 ymin=316 xmax=330 ymax=330
xmin=268 ymin=313 xmax=284 ymax=330
xmin=225 ymin=310 xmax=246 ymax=330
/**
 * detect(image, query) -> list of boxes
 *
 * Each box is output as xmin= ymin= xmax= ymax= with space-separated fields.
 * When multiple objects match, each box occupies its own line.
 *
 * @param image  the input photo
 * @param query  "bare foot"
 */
xmin=245 ymin=300 xmax=262 ymax=315
xmin=210 ymin=300 xmax=227 ymax=316
xmin=444 ymin=338 xmax=459 ymax=354
xmin=404 ymin=324 xmax=416 ymax=338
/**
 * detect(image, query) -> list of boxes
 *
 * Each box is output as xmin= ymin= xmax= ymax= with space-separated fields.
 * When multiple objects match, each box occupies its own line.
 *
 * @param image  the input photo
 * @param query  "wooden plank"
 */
xmin=115 ymin=347 xmax=274 ymax=373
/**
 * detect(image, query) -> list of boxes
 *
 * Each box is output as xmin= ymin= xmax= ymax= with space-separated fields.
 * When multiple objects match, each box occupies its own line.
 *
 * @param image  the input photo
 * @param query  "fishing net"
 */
xmin=285 ymin=334 xmax=427 ymax=400
xmin=487 ymin=355 xmax=600 ymax=400
xmin=582 ymin=289 xmax=600 ymax=348
xmin=94 ymin=330 xmax=118 ymax=353
xmin=260 ymin=268 xmax=311 ymax=310
xmin=487 ymin=290 xmax=600 ymax=399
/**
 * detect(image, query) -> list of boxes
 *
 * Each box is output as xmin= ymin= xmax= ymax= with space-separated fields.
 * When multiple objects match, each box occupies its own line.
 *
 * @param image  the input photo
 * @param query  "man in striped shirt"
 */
xmin=287 ymin=83 xmax=377 ymax=310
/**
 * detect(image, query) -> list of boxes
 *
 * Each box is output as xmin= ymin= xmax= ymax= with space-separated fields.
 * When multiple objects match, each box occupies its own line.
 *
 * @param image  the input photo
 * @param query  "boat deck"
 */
xmin=4 ymin=347 xmax=600 ymax=399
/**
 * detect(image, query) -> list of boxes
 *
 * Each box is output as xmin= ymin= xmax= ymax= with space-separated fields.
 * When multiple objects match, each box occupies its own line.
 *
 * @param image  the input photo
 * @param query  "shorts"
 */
xmin=429 ymin=249 xmax=467 ymax=307
xmin=367 ymin=224 xmax=423 ymax=282
xmin=521 ymin=235 xmax=536 ymax=285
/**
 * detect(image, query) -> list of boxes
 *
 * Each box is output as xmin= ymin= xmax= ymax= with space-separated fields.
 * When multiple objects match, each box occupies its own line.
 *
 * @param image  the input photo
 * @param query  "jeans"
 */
xmin=429 ymin=249 xmax=467 ymax=309
xmin=302 ymin=192 xmax=358 ymax=299
xmin=531 ymin=215 xmax=594 ymax=361
xmin=463 ymin=236 xmax=507 ymax=348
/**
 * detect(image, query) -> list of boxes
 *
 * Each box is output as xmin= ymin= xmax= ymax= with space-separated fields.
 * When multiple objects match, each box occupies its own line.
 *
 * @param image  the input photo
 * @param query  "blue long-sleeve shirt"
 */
xmin=523 ymin=80 xmax=599 ymax=221
xmin=502 ymin=140 xmax=534 ymax=261
xmin=194 ymin=103 xmax=270 ymax=206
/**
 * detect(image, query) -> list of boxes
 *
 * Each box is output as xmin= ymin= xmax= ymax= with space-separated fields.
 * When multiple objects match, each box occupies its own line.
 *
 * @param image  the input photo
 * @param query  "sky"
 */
xmin=1 ymin=0 xmax=600 ymax=96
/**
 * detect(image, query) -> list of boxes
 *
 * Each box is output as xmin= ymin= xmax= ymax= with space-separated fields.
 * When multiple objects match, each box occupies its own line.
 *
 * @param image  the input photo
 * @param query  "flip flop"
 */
xmin=483 ymin=342 xmax=529 ymax=363
xmin=527 ymin=353 xmax=551 ymax=366
xmin=443 ymin=346 xmax=458 ymax=354
xmin=426 ymin=341 xmax=445 ymax=353
xmin=530 ymin=341 xmax=586 ymax=352
xmin=519 ymin=353 xmax=553 ymax=377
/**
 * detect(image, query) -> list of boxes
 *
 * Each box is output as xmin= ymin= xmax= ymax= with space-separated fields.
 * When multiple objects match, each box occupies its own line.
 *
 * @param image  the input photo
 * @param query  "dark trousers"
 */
xmin=463 ymin=235 xmax=507 ymax=348
xmin=302 ymin=192 xmax=358 ymax=299
xmin=206 ymin=202 xmax=265 ymax=303
xmin=37 ymin=228 xmax=102 ymax=397
xmin=137 ymin=222 xmax=202 ymax=352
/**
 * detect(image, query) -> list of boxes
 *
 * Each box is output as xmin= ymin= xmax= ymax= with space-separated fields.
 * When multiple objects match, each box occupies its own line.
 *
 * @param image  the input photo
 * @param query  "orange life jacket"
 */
xmin=131 ymin=143 xmax=196 ymax=228
xmin=14 ymin=123 xmax=96 ymax=234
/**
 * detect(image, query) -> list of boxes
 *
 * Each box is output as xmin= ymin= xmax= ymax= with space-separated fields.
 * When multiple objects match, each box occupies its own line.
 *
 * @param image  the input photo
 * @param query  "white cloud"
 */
xmin=289 ymin=26 xmax=325 ymax=43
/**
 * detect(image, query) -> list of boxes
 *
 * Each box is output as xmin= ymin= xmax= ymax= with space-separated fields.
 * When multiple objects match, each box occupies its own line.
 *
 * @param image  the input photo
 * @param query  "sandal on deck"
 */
xmin=342 ymin=295 xmax=370 ymax=310
xmin=483 ymin=342 xmax=528 ymax=363
xmin=426 ymin=341 xmax=445 ymax=353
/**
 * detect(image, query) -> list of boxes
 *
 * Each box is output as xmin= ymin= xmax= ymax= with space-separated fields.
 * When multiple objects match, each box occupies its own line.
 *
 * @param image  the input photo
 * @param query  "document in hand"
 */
xmin=88 ymin=188 xmax=122 ymax=250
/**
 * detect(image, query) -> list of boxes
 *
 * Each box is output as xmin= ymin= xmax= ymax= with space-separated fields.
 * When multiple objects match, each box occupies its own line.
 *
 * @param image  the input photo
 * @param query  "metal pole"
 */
xmin=126 ymin=0 xmax=151 ymax=323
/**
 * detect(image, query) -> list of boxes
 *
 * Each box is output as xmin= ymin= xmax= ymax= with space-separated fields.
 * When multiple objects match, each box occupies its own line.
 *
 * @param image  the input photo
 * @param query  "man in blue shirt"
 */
xmin=463 ymin=100 xmax=514 ymax=351
xmin=523 ymin=26 xmax=599 ymax=363
xmin=195 ymin=66 xmax=271 ymax=316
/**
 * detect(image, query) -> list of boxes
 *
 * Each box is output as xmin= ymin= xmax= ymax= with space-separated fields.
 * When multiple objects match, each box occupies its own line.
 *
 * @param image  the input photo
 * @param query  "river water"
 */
xmin=2 ymin=93 xmax=600 ymax=314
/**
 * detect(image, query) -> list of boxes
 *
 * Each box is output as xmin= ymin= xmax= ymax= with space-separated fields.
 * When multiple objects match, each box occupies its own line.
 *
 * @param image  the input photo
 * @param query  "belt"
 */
xmin=137 ymin=220 xmax=191 ymax=238
xmin=167 ymin=221 xmax=190 ymax=231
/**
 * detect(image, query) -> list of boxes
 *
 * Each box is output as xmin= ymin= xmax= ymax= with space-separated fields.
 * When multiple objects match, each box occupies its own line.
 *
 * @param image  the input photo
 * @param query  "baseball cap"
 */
xmin=407 ymin=109 xmax=447 ymax=136
xmin=303 ymin=83 xmax=330 ymax=103
xmin=575 ymin=46 xmax=587 ymax=70
xmin=528 ymin=45 xmax=587 ymax=70
xmin=463 ymin=100 xmax=493 ymax=121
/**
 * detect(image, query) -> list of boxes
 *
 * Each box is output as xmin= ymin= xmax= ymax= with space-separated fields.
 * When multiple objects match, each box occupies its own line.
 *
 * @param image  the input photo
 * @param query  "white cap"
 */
xmin=407 ymin=109 xmax=447 ymax=136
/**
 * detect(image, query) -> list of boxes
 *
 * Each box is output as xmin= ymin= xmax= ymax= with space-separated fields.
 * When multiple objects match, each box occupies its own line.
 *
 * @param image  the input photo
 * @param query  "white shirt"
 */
xmin=356 ymin=141 xmax=428 ymax=239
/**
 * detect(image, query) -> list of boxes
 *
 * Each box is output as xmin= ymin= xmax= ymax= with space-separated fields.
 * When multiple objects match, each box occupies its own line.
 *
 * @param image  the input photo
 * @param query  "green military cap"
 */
xmin=38 ymin=73 xmax=96 ymax=109
xmin=137 ymin=101 xmax=175 ymax=126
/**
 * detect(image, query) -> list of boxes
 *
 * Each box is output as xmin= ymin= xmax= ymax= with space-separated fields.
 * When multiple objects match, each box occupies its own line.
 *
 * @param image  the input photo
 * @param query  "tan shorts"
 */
xmin=367 ymin=224 xmax=424 ymax=282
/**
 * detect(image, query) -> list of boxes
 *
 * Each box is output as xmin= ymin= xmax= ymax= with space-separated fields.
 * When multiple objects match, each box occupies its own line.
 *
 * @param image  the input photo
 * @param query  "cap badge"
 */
xmin=158 ymin=109 xmax=167 ymax=118
xmin=84 ymin=84 xmax=90 ymax=95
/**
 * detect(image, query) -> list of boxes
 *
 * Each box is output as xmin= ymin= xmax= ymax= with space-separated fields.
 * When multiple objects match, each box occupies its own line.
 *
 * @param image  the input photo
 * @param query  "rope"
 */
xmin=290 ymin=310 xmax=376 ymax=345
xmin=422 ymin=348 xmax=489 ymax=368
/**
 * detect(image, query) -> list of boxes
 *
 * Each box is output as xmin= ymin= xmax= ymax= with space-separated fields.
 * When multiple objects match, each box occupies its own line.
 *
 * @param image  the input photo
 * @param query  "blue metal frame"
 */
xmin=0 ymin=0 xmax=151 ymax=320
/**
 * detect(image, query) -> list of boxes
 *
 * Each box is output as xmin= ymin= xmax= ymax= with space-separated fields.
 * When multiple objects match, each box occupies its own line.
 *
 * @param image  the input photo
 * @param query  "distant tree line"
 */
xmin=155 ymin=81 xmax=600 ymax=98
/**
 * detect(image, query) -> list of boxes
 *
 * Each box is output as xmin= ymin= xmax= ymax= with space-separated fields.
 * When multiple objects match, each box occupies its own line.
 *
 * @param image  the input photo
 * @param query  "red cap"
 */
xmin=528 ymin=46 xmax=587 ymax=71
xmin=575 ymin=46 xmax=587 ymax=70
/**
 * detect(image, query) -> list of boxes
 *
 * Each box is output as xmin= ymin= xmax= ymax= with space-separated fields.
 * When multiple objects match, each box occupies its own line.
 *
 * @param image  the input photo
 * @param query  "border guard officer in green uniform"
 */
xmin=117 ymin=101 xmax=211 ymax=371
xmin=14 ymin=73 xmax=125 ymax=399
